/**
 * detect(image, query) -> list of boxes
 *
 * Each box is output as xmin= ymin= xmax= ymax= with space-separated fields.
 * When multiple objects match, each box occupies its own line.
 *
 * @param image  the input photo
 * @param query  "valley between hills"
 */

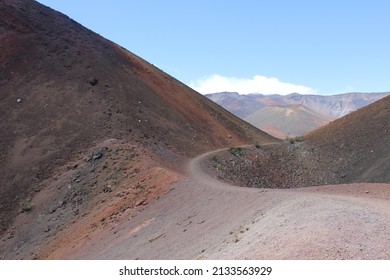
xmin=206 ymin=91 xmax=390 ymax=139
xmin=0 ymin=0 xmax=389 ymax=259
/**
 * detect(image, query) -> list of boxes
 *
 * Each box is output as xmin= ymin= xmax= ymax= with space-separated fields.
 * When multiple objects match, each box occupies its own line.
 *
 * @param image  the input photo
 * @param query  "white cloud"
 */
xmin=189 ymin=74 xmax=316 ymax=95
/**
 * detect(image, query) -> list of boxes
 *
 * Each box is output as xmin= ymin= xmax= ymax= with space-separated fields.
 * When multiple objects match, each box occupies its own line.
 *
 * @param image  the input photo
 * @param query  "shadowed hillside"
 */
xmin=207 ymin=92 xmax=390 ymax=138
xmin=211 ymin=96 xmax=390 ymax=188
xmin=0 ymin=0 xmax=276 ymax=240
xmin=303 ymin=95 xmax=390 ymax=183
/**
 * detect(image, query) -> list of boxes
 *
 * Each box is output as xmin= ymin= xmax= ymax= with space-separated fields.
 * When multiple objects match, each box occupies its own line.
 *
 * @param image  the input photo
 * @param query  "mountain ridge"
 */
xmin=0 ymin=0 xmax=276 ymax=246
xmin=1 ymin=0 xmax=388 ymax=261
xmin=206 ymin=91 xmax=390 ymax=137
xmin=211 ymin=95 xmax=390 ymax=188
xmin=206 ymin=91 xmax=390 ymax=118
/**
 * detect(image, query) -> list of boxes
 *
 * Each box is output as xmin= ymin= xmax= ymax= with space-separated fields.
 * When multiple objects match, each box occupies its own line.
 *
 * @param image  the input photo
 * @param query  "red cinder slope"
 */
xmin=0 ymin=0 xmax=277 ymax=241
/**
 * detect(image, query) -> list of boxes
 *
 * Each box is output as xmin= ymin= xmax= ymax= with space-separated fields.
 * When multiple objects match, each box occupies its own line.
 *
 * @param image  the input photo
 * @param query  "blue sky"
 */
xmin=37 ymin=0 xmax=390 ymax=95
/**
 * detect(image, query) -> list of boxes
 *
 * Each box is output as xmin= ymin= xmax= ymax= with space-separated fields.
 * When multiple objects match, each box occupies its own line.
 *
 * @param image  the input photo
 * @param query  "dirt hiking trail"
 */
xmin=46 ymin=149 xmax=390 ymax=259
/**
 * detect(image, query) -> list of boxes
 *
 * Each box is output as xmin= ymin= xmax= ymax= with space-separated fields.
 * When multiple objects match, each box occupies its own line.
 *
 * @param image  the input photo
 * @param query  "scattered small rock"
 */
xmin=92 ymin=149 xmax=103 ymax=161
xmin=89 ymin=78 xmax=98 ymax=86
xmin=58 ymin=200 xmax=66 ymax=207
xmin=148 ymin=233 xmax=165 ymax=243
xmin=103 ymin=185 xmax=112 ymax=193
xmin=7 ymin=232 xmax=14 ymax=240
xmin=135 ymin=198 xmax=147 ymax=206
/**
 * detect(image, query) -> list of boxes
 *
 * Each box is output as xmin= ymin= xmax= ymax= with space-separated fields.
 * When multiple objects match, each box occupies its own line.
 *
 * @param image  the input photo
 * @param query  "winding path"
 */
xmin=61 ymin=148 xmax=390 ymax=259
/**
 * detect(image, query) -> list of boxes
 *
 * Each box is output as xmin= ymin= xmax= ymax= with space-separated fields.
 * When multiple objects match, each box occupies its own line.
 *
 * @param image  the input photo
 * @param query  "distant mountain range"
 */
xmin=206 ymin=92 xmax=390 ymax=138
xmin=1 ymin=0 xmax=389 ymax=260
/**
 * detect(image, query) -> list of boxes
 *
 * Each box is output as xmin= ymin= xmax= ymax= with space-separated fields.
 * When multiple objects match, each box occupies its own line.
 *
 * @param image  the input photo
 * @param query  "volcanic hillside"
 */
xmin=207 ymin=91 xmax=390 ymax=138
xmin=212 ymin=95 xmax=390 ymax=188
xmin=245 ymin=104 xmax=334 ymax=138
xmin=207 ymin=91 xmax=390 ymax=119
xmin=303 ymin=94 xmax=390 ymax=184
xmin=0 ymin=0 xmax=276 ymax=239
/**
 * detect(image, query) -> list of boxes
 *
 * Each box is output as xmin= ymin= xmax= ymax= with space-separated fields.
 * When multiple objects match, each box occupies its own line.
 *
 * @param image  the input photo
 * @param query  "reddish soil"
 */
xmin=0 ymin=0 xmax=276 ymax=253
xmin=1 ymin=0 xmax=388 ymax=260
xmin=12 ymin=149 xmax=387 ymax=260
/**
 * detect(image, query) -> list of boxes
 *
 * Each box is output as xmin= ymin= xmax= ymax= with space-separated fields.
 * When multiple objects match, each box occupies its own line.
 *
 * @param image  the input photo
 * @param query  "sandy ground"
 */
xmin=45 ymin=149 xmax=390 ymax=260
